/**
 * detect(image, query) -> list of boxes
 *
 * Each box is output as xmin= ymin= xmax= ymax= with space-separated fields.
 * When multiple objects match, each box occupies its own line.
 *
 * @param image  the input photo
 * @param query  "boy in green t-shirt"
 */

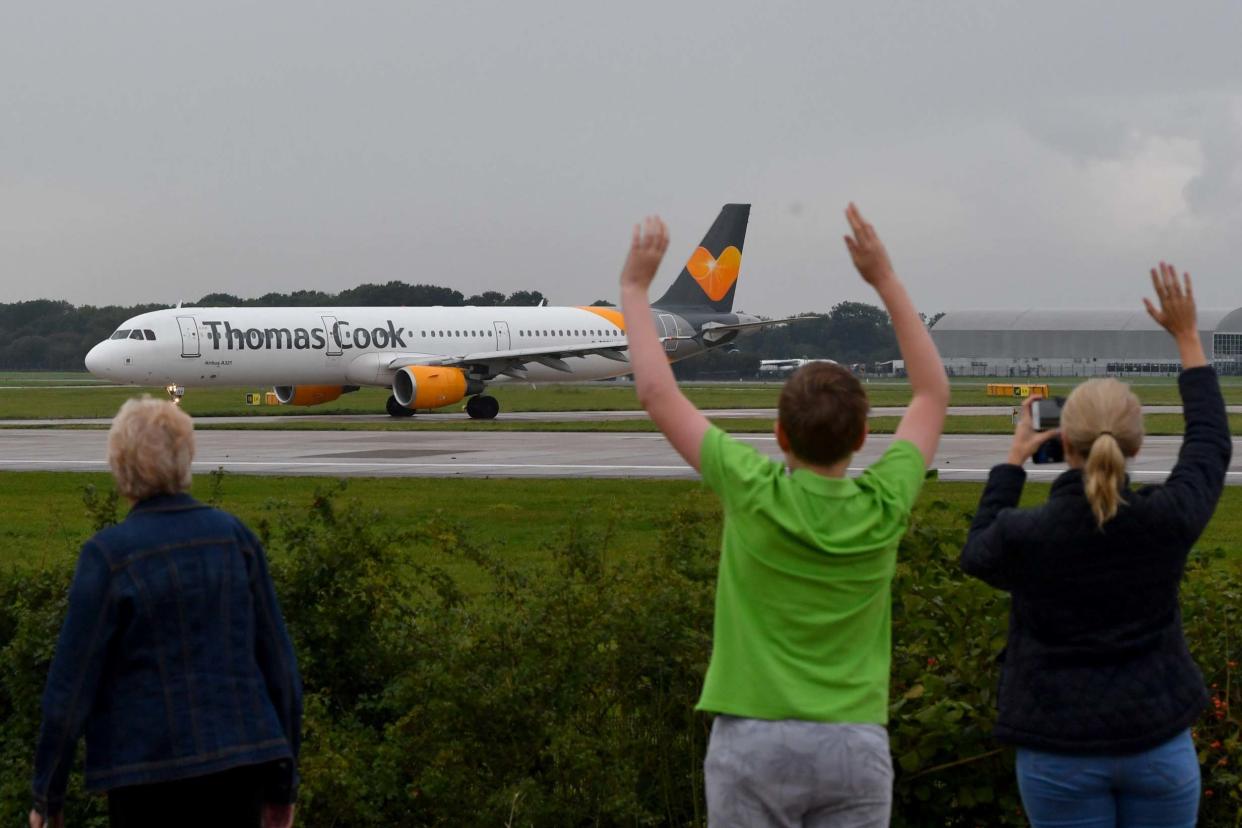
xmin=620 ymin=205 xmax=949 ymax=826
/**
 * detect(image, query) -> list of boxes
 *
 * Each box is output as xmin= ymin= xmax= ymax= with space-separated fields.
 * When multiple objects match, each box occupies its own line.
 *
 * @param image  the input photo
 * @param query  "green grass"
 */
xmin=0 ymin=473 xmax=716 ymax=584
xmin=1 ymin=374 xmax=1240 ymax=419
xmin=0 ymin=371 xmax=111 ymax=387
xmin=3 ymin=473 xmax=1239 ymax=580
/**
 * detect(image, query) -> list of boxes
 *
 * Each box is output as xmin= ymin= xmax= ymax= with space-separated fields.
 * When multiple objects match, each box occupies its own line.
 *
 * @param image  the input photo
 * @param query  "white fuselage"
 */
xmin=85 ymin=305 xmax=692 ymax=389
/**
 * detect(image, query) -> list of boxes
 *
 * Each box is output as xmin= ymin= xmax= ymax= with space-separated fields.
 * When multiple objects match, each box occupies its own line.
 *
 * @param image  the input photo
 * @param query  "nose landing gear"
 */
xmin=165 ymin=385 xmax=186 ymax=405
xmin=465 ymin=395 xmax=500 ymax=420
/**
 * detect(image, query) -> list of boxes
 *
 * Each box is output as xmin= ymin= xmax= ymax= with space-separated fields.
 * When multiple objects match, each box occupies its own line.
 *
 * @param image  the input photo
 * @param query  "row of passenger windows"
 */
xmin=420 ymin=328 xmax=621 ymax=338
xmin=110 ymin=329 xmax=157 ymax=341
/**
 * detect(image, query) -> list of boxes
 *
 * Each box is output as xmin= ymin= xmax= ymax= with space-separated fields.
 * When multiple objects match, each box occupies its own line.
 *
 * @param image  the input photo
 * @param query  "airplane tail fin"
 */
xmin=653 ymin=203 xmax=750 ymax=313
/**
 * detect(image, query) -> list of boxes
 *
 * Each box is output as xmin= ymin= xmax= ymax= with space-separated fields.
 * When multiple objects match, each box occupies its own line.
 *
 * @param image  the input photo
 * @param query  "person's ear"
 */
xmin=774 ymin=420 xmax=792 ymax=453
xmin=1061 ymin=432 xmax=1078 ymax=464
xmin=855 ymin=421 xmax=869 ymax=452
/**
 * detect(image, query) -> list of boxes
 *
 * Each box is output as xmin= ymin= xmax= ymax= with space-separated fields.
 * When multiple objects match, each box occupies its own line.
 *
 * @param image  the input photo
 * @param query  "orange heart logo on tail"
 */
xmin=685 ymin=246 xmax=741 ymax=302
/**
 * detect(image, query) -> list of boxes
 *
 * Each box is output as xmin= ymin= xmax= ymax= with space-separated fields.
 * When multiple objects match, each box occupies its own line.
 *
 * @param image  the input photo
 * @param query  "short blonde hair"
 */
xmin=1061 ymin=378 xmax=1143 ymax=528
xmin=108 ymin=396 xmax=195 ymax=501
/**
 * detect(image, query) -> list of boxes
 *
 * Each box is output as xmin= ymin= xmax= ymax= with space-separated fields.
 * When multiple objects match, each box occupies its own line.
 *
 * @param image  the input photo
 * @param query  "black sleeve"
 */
xmin=959 ymin=464 xmax=1027 ymax=590
xmin=1147 ymin=366 xmax=1233 ymax=544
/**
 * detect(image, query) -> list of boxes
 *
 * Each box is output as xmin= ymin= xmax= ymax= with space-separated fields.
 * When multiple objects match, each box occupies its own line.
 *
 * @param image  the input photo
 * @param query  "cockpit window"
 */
xmin=129 ymin=330 xmax=145 ymax=340
xmin=110 ymin=329 xmax=131 ymax=340
xmin=143 ymin=330 xmax=157 ymax=341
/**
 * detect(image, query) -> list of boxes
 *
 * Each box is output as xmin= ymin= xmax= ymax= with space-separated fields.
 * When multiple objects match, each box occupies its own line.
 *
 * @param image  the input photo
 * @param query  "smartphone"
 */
xmin=1030 ymin=395 xmax=1066 ymax=464
xmin=1032 ymin=435 xmax=1065 ymax=464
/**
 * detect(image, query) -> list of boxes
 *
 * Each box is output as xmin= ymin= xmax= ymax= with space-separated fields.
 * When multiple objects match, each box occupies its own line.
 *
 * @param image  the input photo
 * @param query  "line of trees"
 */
xmin=0 ymin=281 xmax=934 ymax=372
xmin=0 ymin=283 xmax=550 ymax=370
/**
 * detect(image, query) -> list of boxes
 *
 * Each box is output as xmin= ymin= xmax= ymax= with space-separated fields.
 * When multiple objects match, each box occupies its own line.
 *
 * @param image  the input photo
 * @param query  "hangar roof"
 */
xmin=934 ymin=308 xmax=1240 ymax=333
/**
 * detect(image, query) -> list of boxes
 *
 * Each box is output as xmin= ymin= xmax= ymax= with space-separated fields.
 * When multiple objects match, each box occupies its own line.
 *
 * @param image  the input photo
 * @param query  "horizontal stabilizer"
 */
xmin=683 ymin=315 xmax=822 ymax=344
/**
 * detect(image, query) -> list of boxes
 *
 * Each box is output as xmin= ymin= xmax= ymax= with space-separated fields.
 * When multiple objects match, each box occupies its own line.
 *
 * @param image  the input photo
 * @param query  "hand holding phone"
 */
xmin=1007 ymin=394 xmax=1063 ymax=467
xmin=1029 ymin=397 xmax=1067 ymax=463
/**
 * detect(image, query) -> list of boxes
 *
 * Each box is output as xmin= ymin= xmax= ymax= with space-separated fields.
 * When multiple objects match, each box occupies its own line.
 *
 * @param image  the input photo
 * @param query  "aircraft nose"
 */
xmin=84 ymin=343 xmax=104 ymax=376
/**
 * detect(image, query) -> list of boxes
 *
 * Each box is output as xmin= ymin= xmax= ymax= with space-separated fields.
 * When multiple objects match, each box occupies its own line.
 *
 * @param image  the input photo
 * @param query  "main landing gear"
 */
xmin=386 ymin=395 xmax=415 ymax=418
xmin=166 ymin=385 xmax=186 ymax=406
xmin=465 ymin=394 xmax=500 ymax=420
xmin=385 ymin=393 xmax=500 ymax=420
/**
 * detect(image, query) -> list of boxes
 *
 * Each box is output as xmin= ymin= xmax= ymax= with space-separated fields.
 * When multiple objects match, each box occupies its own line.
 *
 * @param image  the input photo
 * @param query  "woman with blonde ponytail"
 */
xmin=960 ymin=264 xmax=1233 ymax=827
xmin=1061 ymin=377 xmax=1144 ymax=528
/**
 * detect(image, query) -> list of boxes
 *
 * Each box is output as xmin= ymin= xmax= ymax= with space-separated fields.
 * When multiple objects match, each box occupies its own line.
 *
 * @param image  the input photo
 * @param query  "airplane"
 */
xmin=757 ymin=358 xmax=838 ymax=378
xmin=85 ymin=204 xmax=800 ymax=419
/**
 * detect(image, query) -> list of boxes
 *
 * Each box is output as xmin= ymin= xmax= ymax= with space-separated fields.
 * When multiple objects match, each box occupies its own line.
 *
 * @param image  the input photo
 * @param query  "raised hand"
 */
xmin=843 ymin=203 xmax=895 ymax=286
xmin=1143 ymin=262 xmax=1197 ymax=341
xmin=619 ymin=216 xmax=670 ymax=292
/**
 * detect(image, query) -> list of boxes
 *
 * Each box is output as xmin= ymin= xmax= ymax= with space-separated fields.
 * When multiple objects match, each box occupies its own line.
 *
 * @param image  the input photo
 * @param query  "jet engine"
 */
xmin=392 ymin=366 xmax=480 ymax=410
xmin=273 ymin=385 xmax=357 ymax=406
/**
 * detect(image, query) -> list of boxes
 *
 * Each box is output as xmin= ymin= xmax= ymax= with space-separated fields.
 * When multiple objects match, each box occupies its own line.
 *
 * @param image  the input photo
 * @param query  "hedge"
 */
xmin=0 ymin=482 xmax=1238 ymax=825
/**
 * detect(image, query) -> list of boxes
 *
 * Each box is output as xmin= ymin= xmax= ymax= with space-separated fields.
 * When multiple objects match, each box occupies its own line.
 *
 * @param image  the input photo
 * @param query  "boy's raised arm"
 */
xmin=621 ymin=216 xmax=712 ymax=471
xmin=844 ymin=203 xmax=949 ymax=466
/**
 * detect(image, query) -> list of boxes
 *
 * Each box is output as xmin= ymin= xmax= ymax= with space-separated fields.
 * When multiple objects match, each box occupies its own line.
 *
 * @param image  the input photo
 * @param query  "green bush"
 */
xmin=1181 ymin=548 xmax=1242 ymax=823
xmin=1 ymin=483 xmax=1240 ymax=825
xmin=0 ymin=553 xmax=109 ymax=827
xmin=888 ymin=500 xmax=1025 ymax=825
xmin=269 ymin=491 xmax=720 ymax=825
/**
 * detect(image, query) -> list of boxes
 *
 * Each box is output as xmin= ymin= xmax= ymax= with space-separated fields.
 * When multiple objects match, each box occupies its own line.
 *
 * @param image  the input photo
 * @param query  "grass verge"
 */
xmin=3 ymin=472 xmax=1239 ymax=579
xmin=1 ymin=374 xmax=1241 ymax=419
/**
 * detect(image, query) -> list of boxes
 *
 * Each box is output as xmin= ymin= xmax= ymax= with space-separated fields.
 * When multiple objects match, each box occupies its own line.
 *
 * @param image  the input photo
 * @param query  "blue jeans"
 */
xmin=1016 ymin=730 xmax=1200 ymax=828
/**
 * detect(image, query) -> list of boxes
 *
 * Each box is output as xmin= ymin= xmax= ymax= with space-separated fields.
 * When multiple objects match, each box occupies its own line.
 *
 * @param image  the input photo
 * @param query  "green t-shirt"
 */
xmin=696 ymin=426 xmax=927 ymax=723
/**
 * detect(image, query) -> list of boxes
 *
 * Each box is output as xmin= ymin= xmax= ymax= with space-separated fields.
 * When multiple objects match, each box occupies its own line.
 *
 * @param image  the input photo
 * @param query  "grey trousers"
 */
xmin=705 ymin=715 xmax=893 ymax=828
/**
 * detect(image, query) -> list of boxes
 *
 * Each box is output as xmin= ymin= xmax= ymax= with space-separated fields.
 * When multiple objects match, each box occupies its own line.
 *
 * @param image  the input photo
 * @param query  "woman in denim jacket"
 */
xmin=30 ymin=398 xmax=302 ymax=828
xmin=960 ymin=266 xmax=1232 ymax=827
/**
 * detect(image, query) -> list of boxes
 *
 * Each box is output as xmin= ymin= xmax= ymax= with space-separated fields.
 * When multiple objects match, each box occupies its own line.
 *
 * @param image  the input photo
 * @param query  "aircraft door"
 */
xmin=658 ymin=314 xmax=678 ymax=353
xmin=322 ymin=315 xmax=343 ymax=357
xmin=493 ymin=321 xmax=511 ymax=350
xmin=176 ymin=316 xmax=200 ymax=358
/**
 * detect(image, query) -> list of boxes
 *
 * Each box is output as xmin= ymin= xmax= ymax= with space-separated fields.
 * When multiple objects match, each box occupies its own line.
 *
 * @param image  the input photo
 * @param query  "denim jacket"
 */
xmin=32 ymin=494 xmax=302 ymax=815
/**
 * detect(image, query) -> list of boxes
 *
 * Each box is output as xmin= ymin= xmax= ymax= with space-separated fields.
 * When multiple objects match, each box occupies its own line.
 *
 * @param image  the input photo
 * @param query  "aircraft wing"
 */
xmin=386 ymin=341 xmax=631 ymax=378
xmin=688 ymin=315 xmax=822 ymax=343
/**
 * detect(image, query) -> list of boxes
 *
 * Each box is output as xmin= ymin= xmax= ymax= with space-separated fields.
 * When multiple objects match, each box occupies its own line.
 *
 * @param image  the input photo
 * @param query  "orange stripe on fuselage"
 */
xmin=578 ymin=306 xmax=626 ymax=331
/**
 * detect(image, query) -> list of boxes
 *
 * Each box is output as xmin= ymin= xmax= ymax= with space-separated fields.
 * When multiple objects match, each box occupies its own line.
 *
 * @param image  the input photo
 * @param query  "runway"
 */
xmin=1 ymin=404 xmax=1236 ymax=428
xmin=1 ymin=427 xmax=1239 ymax=484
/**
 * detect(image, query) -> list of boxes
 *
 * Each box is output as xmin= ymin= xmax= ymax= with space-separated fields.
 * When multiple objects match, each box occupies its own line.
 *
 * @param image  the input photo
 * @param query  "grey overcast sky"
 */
xmin=2 ymin=1 xmax=1239 ymax=316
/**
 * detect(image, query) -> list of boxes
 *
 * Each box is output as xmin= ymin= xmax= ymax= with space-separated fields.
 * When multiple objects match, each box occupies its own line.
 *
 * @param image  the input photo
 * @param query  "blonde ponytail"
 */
xmin=1083 ymin=433 xmax=1126 ymax=527
xmin=1061 ymin=378 xmax=1143 ymax=530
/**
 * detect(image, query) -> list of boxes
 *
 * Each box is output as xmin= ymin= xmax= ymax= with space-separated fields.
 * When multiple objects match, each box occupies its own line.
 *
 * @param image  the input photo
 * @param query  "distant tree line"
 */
xmin=0 ymin=283 xmax=936 ymax=372
xmin=195 ymin=282 xmax=547 ymax=310
xmin=0 ymin=300 xmax=168 ymax=371
xmin=0 ymin=282 xmax=548 ymax=370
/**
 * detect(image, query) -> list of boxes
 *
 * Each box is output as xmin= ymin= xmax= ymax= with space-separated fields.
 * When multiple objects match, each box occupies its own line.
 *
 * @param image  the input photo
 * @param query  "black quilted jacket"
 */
xmin=960 ymin=366 xmax=1232 ymax=754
